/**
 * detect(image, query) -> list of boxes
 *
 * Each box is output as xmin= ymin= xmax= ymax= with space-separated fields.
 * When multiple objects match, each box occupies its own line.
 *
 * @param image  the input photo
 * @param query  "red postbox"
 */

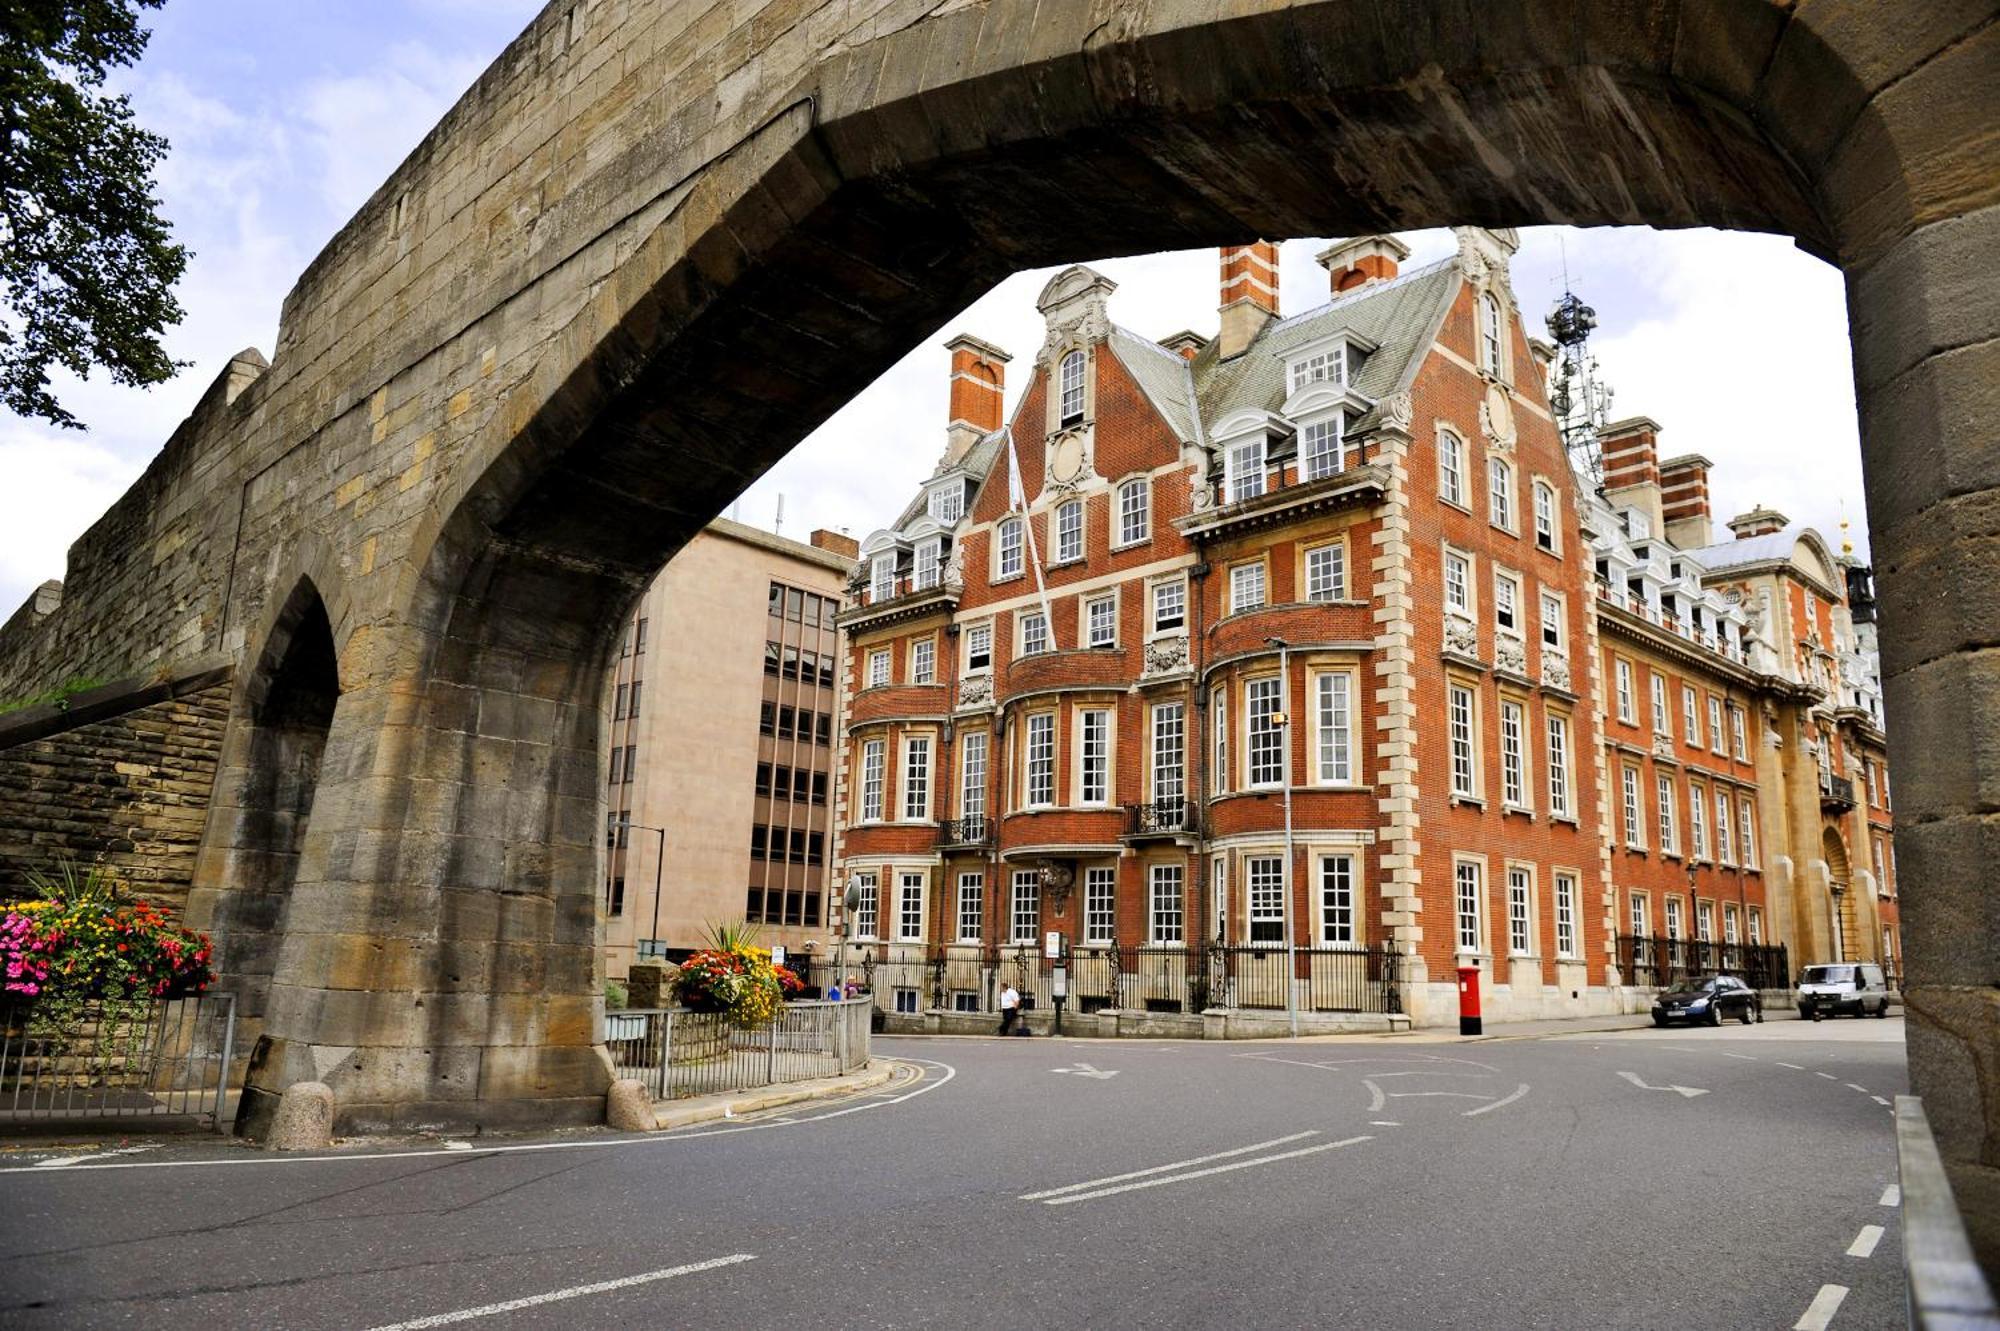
xmin=1456 ymin=964 xmax=1483 ymax=1037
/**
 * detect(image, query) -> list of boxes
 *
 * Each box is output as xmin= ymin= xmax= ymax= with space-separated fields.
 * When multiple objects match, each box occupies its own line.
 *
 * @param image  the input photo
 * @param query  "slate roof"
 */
xmin=1107 ymin=325 xmax=1200 ymax=443
xmin=886 ymin=429 xmax=1004 ymax=531
xmin=1190 ymin=257 xmax=1462 ymax=430
xmin=1685 ymin=529 xmax=1803 ymax=572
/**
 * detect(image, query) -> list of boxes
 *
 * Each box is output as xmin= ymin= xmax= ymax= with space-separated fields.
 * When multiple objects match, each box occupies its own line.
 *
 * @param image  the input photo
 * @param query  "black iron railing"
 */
xmin=1621 ymin=935 xmax=1790 ymax=991
xmin=1819 ymin=773 xmax=1857 ymax=811
xmin=1125 ymin=798 xmax=1198 ymax=837
xmin=936 ymin=815 xmax=992 ymax=848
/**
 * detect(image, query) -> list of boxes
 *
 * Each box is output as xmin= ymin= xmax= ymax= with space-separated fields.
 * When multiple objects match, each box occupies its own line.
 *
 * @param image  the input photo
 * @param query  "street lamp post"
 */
xmin=1266 ymin=636 xmax=1299 ymax=1039
xmin=626 ymin=822 xmax=668 ymax=957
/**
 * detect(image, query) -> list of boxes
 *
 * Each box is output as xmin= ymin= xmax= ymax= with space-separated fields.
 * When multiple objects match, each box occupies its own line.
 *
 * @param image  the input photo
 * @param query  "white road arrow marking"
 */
xmin=1051 ymin=1062 xmax=1118 ymax=1080
xmin=1618 ymin=1070 xmax=1709 ymax=1098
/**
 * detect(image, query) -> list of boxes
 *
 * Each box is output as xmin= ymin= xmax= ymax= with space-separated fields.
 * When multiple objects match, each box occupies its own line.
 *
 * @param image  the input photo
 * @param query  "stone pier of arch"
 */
xmin=0 ymin=0 xmax=1992 ymax=1263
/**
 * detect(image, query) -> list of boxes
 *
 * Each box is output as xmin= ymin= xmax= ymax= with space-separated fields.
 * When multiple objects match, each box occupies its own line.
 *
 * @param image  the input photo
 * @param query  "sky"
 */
xmin=0 ymin=2 xmax=1872 ymax=615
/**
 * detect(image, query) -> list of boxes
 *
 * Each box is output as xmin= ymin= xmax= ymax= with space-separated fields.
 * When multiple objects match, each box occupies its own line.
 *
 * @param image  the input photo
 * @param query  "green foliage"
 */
xmin=604 ymin=979 xmax=628 ymax=1011
xmin=0 ymin=675 xmax=106 ymax=715
xmin=3 ymin=860 xmax=214 ymax=1032
xmin=0 ymin=0 xmax=189 ymax=429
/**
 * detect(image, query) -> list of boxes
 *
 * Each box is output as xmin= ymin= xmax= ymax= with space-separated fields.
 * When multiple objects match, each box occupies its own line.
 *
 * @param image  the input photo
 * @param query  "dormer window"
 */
xmin=1288 ymin=343 xmax=1346 ymax=394
xmin=927 ymin=485 xmax=963 ymax=523
xmin=1226 ymin=437 xmax=1266 ymax=503
xmin=914 ymin=537 xmax=942 ymax=591
xmin=1058 ymin=349 xmax=1085 ymax=428
xmin=870 ymin=553 xmax=896 ymax=603
xmin=1300 ymin=415 xmax=1347 ymax=481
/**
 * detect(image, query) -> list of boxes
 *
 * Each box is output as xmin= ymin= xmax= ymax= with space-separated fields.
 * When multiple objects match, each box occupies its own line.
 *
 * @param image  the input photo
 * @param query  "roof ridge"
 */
xmin=1269 ymin=255 xmax=1457 ymax=333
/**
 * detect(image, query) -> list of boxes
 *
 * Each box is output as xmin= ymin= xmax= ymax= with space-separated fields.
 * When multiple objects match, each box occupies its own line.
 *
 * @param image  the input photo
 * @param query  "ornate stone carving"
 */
xmin=1541 ymin=650 xmax=1571 ymax=693
xmin=1494 ymin=633 xmax=1527 ymax=677
xmin=1143 ymin=634 xmax=1190 ymax=677
xmin=942 ymin=542 xmax=966 ymax=594
xmin=1381 ymin=391 xmax=1413 ymax=431
xmin=1443 ymin=612 xmax=1479 ymax=660
xmin=958 ymin=674 xmax=992 ymax=708
xmin=1480 ymin=384 xmax=1516 ymax=451
xmin=1189 ymin=473 xmax=1215 ymax=512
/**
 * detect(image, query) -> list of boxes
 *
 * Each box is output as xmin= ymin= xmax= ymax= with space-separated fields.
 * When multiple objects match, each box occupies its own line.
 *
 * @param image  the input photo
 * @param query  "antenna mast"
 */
xmin=1546 ymin=288 xmax=1613 ymax=490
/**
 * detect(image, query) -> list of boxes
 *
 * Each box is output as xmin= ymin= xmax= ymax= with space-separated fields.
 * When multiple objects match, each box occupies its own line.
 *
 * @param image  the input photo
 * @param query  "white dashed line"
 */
xmin=1880 ymin=1184 xmax=1901 ymax=1207
xmin=1793 ymin=1283 xmax=1848 ymax=1331
xmin=1020 ymin=1132 xmax=1318 ymax=1201
xmin=1718 ymin=1052 xmax=1758 ymax=1061
xmin=1030 ymin=1137 xmax=1372 ymax=1206
xmin=1846 ymin=1225 xmax=1884 ymax=1258
xmin=1776 ymin=1062 xmax=1805 ymax=1070
xmin=1816 ymin=1072 xmax=1839 ymax=1080
xmin=1845 ymin=1083 xmax=1870 ymax=1093
xmin=1369 ymin=1121 xmax=1401 ymax=1127
xmin=364 ymin=1254 xmax=756 ymax=1330
xmin=1872 ymin=1096 xmax=1890 ymax=1106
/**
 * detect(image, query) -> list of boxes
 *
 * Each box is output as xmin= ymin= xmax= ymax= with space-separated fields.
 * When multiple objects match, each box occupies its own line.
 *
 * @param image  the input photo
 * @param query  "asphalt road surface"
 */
xmin=0 ymin=1017 xmax=1908 ymax=1330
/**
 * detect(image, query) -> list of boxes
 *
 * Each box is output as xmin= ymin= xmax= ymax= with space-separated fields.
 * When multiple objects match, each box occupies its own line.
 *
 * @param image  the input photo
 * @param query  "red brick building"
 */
xmin=836 ymin=229 xmax=1617 ymax=1028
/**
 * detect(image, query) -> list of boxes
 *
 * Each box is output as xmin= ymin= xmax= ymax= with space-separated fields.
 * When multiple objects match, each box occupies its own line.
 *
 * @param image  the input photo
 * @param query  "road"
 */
xmin=0 ymin=1017 xmax=1908 ymax=1330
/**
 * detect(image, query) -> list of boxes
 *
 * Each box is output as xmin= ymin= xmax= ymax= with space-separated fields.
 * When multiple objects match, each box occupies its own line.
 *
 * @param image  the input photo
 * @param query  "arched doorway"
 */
xmin=1821 ymin=827 xmax=1854 ymax=964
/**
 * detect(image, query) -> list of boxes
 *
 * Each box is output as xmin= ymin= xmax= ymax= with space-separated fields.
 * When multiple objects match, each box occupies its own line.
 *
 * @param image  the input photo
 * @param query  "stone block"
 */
xmin=1848 ymin=203 xmax=2000 ymax=396
xmin=266 ymin=1080 xmax=336 ymax=1151
xmin=1896 ymin=814 xmax=2000 ymax=990
xmin=476 ymin=1042 xmax=613 ymax=1101
xmin=1858 ymin=336 xmax=2000 ymax=537
xmin=1882 ymin=650 xmax=2000 ymax=825
xmin=605 ymin=1078 xmax=655 ymax=1132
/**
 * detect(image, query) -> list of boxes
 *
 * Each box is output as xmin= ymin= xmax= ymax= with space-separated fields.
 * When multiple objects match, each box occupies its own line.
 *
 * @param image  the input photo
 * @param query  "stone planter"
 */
xmin=668 ymin=1010 xmax=732 ymax=1066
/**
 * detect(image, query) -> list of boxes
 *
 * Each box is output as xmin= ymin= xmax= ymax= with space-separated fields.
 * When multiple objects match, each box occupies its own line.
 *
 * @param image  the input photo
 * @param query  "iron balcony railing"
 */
xmin=601 ymin=998 xmax=871 ymax=1102
xmin=1819 ymin=772 xmax=1857 ymax=812
xmin=936 ymin=814 xmax=992 ymax=849
xmin=1125 ymin=798 xmax=1198 ymax=838
xmin=857 ymin=943 xmax=1402 ymax=1018
xmin=1620 ymin=935 xmax=1790 ymax=992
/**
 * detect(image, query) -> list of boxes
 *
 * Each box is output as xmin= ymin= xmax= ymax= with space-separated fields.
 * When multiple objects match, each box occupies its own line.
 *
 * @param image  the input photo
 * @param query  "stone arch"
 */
xmin=240 ymin=1 xmax=1995 ymax=1143
xmin=186 ymin=574 xmax=342 ymax=1091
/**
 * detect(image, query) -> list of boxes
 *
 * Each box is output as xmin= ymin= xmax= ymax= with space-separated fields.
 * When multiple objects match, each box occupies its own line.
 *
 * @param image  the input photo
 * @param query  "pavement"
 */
xmin=0 ymin=1018 xmax=1910 ymax=1330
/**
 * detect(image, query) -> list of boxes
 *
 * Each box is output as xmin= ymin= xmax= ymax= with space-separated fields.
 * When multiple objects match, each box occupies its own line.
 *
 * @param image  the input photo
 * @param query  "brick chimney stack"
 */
xmin=1315 ymin=235 xmax=1411 ymax=294
xmin=1726 ymin=506 xmax=1790 ymax=540
xmin=1658 ymin=454 xmax=1715 ymax=549
xmin=943 ymin=333 xmax=1010 ymax=465
xmin=809 ymin=529 xmax=859 ymax=560
xmin=1159 ymin=330 xmax=1209 ymax=362
xmin=1600 ymin=416 xmax=1665 ymax=536
xmin=1217 ymin=242 xmax=1280 ymax=359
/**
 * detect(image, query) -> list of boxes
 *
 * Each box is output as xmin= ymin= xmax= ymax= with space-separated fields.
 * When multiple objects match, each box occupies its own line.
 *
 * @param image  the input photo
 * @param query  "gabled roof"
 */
xmin=1191 ymin=257 xmax=1461 ymax=427
xmin=886 ymin=430 xmax=1005 ymax=531
xmin=1687 ymin=526 xmax=1845 ymax=597
xmin=1106 ymin=325 xmax=1200 ymax=443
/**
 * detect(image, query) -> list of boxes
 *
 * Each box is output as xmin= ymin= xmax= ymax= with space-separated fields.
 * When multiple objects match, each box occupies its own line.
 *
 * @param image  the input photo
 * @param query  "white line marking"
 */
xmin=1793 ymin=1283 xmax=1848 ymax=1331
xmin=1019 ymin=1133 xmax=1319 ymax=1201
xmin=1872 ymin=1096 xmax=1891 ymax=1106
xmin=1776 ymin=1062 xmax=1805 ymax=1070
xmin=31 ymin=1145 xmax=158 ymax=1169
xmin=1845 ymin=1083 xmax=1869 ymax=1093
xmin=1618 ymin=1071 xmax=1709 ymax=1098
xmin=1880 ymin=1184 xmax=1901 ymax=1207
xmin=1816 ymin=1072 xmax=1839 ymax=1080
xmin=1363 ymin=1079 xmax=1386 ymax=1112
xmin=0 ymin=1059 xmax=957 ymax=1176
xmin=1050 ymin=1062 xmax=1118 ymax=1080
xmin=364 ymin=1254 xmax=756 ymax=1330
xmin=1718 ymin=1052 xmax=1758 ymax=1061
xmin=1464 ymin=1083 xmax=1532 ymax=1117
xmin=1846 ymin=1225 xmax=1884 ymax=1258
xmin=1037 ymin=1137 xmax=1371 ymax=1206
xmin=1387 ymin=1091 xmax=1494 ymax=1100
xmin=1369 ymin=1121 xmax=1401 ymax=1127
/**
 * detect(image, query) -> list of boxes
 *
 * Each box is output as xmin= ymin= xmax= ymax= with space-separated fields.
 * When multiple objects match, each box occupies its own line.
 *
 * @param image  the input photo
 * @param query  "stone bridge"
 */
xmin=0 ymin=0 xmax=1991 ymax=1197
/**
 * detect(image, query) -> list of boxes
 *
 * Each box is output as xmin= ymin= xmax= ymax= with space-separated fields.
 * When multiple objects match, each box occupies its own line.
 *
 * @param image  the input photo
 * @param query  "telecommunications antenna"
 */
xmin=1546 ymin=286 xmax=1613 ymax=490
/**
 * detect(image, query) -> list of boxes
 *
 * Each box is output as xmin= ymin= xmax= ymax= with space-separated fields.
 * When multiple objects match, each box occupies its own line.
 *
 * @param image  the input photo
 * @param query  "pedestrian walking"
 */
xmin=998 ymin=982 xmax=1021 ymax=1036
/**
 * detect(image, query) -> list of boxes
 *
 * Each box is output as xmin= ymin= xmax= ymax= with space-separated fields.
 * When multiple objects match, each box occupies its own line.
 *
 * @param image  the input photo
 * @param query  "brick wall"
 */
xmin=0 ymin=681 xmax=232 ymax=909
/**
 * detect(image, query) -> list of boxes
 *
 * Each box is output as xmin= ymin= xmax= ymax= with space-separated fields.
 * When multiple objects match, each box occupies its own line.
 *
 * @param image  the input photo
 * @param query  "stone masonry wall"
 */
xmin=0 ymin=682 xmax=232 ymax=909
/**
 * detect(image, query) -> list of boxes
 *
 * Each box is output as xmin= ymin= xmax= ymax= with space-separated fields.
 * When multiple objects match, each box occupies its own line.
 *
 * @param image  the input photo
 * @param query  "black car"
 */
xmin=1651 ymin=974 xmax=1762 ymax=1027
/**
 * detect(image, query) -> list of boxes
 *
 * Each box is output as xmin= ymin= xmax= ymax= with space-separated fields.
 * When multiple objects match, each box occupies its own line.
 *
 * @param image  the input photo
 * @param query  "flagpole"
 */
xmin=1003 ymin=427 xmax=1056 ymax=631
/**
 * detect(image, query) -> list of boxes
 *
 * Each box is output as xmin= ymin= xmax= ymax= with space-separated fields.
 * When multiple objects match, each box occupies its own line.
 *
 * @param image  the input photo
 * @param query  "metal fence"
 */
xmin=602 ymin=997 xmax=871 ymax=1101
xmin=1620 ymin=935 xmax=1791 ymax=991
xmin=1 ymin=993 xmax=237 ymax=1130
xmin=857 ymin=943 xmax=1403 ymax=1016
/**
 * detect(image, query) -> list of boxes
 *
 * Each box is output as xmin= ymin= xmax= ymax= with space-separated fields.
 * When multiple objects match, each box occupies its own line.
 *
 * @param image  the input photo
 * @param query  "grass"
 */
xmin=0 ymin=675 xmax=106 ymax=717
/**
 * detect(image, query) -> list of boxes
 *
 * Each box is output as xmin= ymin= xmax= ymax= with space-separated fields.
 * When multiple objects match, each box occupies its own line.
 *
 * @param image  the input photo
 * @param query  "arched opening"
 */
xmin=1821 ymin=827 xmax=1853 ymax=963
xmin=185 ymin=579 xmax=339 ymax=1114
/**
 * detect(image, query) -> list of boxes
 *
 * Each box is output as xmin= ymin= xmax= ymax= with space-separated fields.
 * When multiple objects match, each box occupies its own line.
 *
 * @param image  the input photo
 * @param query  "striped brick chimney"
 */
xmin=1316 ymin=235 xmax=1411 ymax=294
xmin=1218 ymin=242 xmax=1279 ymax=359
xmin=1600 ymin=416 xmax=1665 ymax=535
xmin=943 ymin=333 xmax=1010 ymax=464
xmin=1659 ymin=454 xmax=1714 ymax=548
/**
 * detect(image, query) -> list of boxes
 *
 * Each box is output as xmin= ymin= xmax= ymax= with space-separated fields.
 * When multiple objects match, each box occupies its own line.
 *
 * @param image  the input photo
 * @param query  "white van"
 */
xmin=1796 ymin=963 xmax=1891 ymax=1020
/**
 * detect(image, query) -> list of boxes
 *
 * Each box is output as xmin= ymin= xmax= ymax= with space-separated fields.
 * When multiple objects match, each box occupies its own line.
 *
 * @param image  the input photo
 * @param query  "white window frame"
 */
xmin=852 ymin=871 xmax=879 ymax=940
xmin=1230 ymin=561 xmax=1267 ymax=614
xmin=1077 ymin=708 xmax=1111 ymax=807
xmin=1507 ymin=865 xmax=1533 ymax=956
xmin=1020 ymin=609 xmax=1050 ymax=656
xmin=1246 ymin=855 xmax=1285 ymax=946
xmin=1683 ymin=685 xmax=1701 ymax=747
xmin=927 ymin=484 xmax=963 ymax=523
xmin=1689 ymin=780 xmax=1709 ymax=860
xmin=914 ymin=537 xmax=942 ymax=590
xmin=1479 ymin=290 xmax=1504 ymax=375
xmin=996 ymin=517 xmax=1024 ymax=580
xmin=1629 ymin=892 xmax=1648 ymax=940
xmin=1665 ymin=896 xmax=1684 ymax=940
xmin=1226 ymin=437 xmax=1267 ymax=504
xmin=1117 ymin=477 xmax=1151 ymax=546
xmin=1540 ymin=590 xmax=1565 ymax=650
xmin=902 ymin=735 xmax=932 ymax=821
xmin=860 ymin=739 xmax=885 ymax=822
xmin=1615 ymin=658 xmax=1636 ymax=724
xmin=1319 ymin=854 xmax=1358 ymax=947
xmin=956 ymin=871 xmax=983 ymax=943
xmin=1305 ymin=541 xmax=1347 ymax=602
xmin=1554 ymin=873 xmax=1578 ymax=958
xmin=1288 ymin=342 xmax=1346 ymax=393
xmin=1708 ymin=696 xmax=1726 ymax=754
xmin=1500 ymin=699 xmax=1527 ymax=808
xmin=1058 ymin=348 xmax=1086 ymax=426
xmin=867 ymin=648 xmax=890 ymax=689
xmin=910 ymin=637 xmax=935 ymax=685
xmin=870 ymin=552 xmax=896 ymax=602
xmin=965 ymin=621 xmax=993 ymax=673
xmin=1300 ymin=414 xmax=1347 ymax=481
xmin=1150 ymin=577 xmax=1187 ymax=635
xmin=1714 ymin=787 xmax=1734 ymax=865
xmin=1740 ymin=797 xmax=1758 ymax=868
xmin=1547 ymin=712 xmax=1573 ymax=818
xmin=1313 ymin=671 xmax=1354 ymax=786
xmin=897 ymin=872 xmax=925 ymax=942
xmin=1650 ymin=673 xmax=1669 ymax=735
xmin=1054 ymin=498 xmax=1084 ymax=564
xmin=1246 ymin=676 xmax=1284 ymax=789
xmin=1455 ymin=858 xmax=1484 ymax=955
xmin=1212 ymin=687 xmax=1229 ymax=796
xmin=1151 ymin=701 xmax=1186 ymax=803
xmin=1438 ymin=431 xmax=1466 ymax=507
xmin=1024 ymin=713 xmax=1056 ymax=808
xmin=1533 ymin=479 xmax=1559 ymax=553
xmin=1494 ymin=568 xmax=1522 ymax=635
xmin=1488 ymin=455 xmax=1514 ymax=530
xmin=1085 ymin=594 xmax=1117 ymax=649
xmin=1449 ymin=682 xmax=1479 ymax=799
xmin=1621 ymin=764 xmax=1644 ymax=849
xmin=1657 ymin=770 xmax=1679 ymax=854
xmin=1011 ymin=870 xmax=1041 ymax=944
xmin=1085 ymin=866 xmax=1117 ymax=945
xmin=1444 ymin=547 xmax=1473 ymax=617
xmin=1149 ymin=863 xmax=1185 ymax=945
xmin=1731 ymin=706 xmax=1748 ymax=760
xmin=960 ymin=731 xmax=987 ymax=819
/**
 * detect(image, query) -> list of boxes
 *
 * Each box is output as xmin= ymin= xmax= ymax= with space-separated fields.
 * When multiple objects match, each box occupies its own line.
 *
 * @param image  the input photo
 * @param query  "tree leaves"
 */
xmin=0 ymin=0 xmax=188 ymax=429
